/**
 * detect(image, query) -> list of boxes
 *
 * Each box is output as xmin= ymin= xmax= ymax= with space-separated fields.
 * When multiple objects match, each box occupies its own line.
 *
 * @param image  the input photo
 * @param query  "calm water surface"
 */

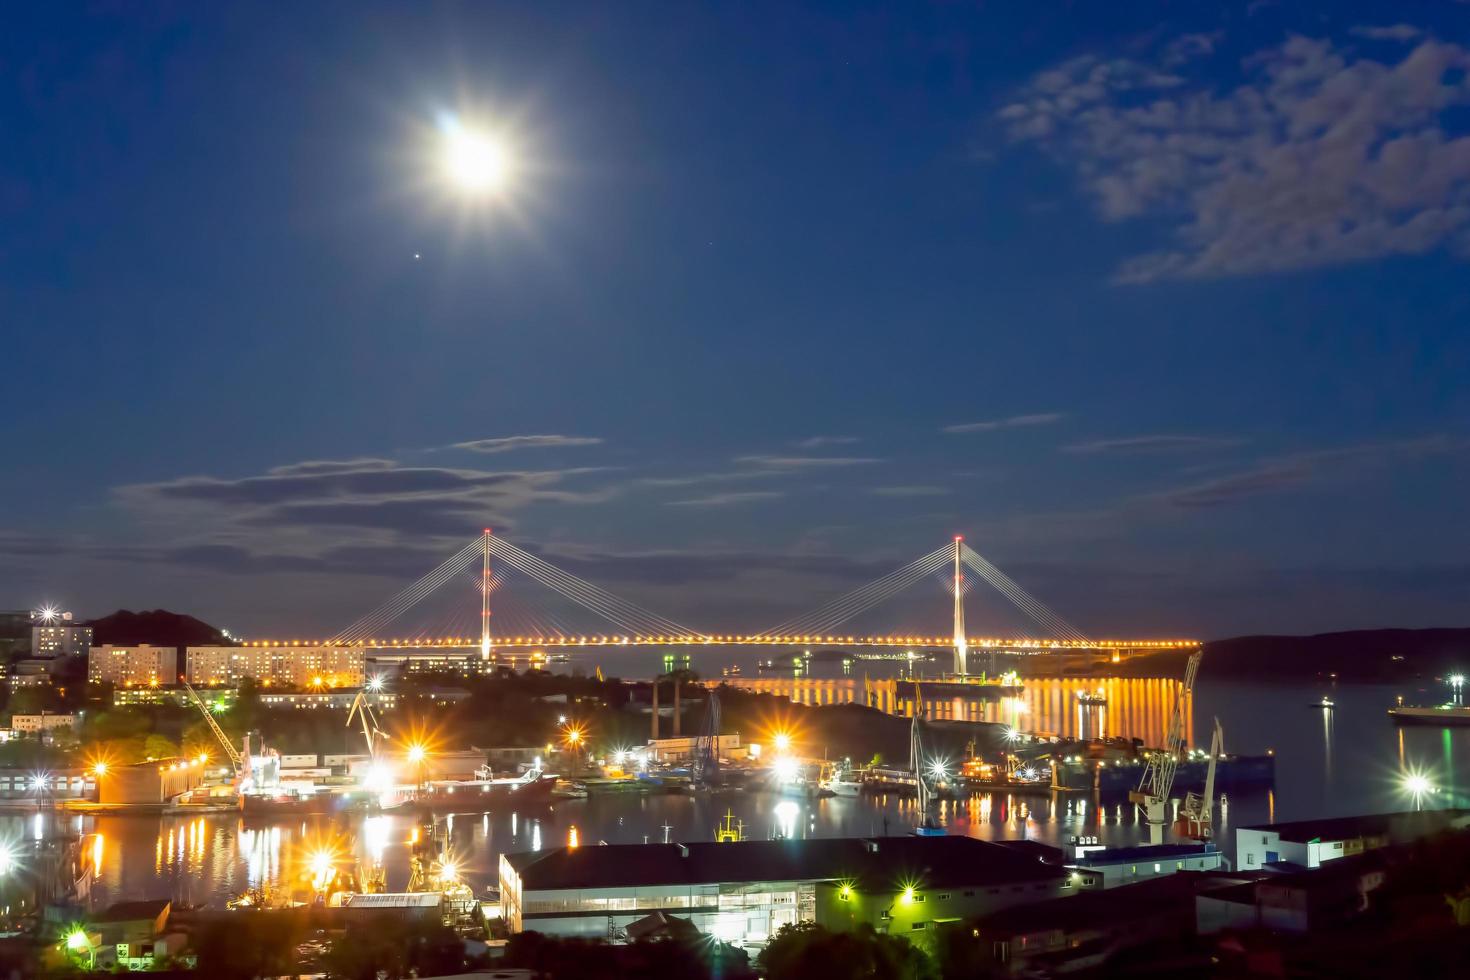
xmin=8 ymin=671 xmax=1467 ymax=909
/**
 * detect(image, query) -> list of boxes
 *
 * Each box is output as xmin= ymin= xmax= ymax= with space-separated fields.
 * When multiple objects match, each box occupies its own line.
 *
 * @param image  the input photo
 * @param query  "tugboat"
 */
xmin=1310 ymin=695 xmax=1335 ymax=709
xmin=1077 ymin=688 xmax=1108 ymax=707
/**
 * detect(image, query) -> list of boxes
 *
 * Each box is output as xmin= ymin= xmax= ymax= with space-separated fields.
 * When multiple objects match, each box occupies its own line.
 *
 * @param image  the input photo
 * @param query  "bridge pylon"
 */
xmin=480 ymin=529 xmax=493 ymax=660
xmin=952 ymin=536 xmax=967 ymax=676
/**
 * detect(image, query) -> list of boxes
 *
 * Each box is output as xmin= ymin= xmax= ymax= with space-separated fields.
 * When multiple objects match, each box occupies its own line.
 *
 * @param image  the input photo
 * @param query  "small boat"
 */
xmin=818 ymin=762 xmax=863 ymax=797
xmin=1310 ymin=696 xmax=1335 ymax=709
xmin=1077 ymin=689 xmax=1108 ymax=707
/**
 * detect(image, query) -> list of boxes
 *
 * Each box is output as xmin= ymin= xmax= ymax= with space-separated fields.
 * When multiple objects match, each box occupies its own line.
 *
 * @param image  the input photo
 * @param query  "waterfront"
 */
xmin=7 ymin=676 xmax=1464 ymax=911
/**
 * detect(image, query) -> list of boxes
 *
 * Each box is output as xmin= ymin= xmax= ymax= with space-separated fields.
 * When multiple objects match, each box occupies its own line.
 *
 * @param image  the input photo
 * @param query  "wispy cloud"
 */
xmin=1000 ymin=32 xmax=1470 ymax=281
xmin=450 ymin=435 xmax=603 ymax=454
xmin=869 ymin=485 xmax=951 ymax=497
xmin=792 ymin=435 xmax=860 ymax=449
xmin=1158 ymin=435 xmax=1467 ymax=508
xmin=666 ymin=491 xmax=786 ymax=508
xmin=734 ymin=455 xmax=881 ymax=468
xmin=942 ymin=413 xmax=1063 ymax=434
xmin=1349 ymin=24 xmax=1421 ymax=42
xmin=1063 ymin=435 xmax=1243 ymax=455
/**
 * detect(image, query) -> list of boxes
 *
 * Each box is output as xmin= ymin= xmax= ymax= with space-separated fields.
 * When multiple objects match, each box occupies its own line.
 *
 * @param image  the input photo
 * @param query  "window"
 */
xmin=938 ymin=893 xmax=951 ymax=901
xmin=1153 ymin=863 xmax=1161 ymax=873
xmin=911 ymin=922 xmax=926 ymax=931
xmin=963 ymin=890 xmax=974 ymax=897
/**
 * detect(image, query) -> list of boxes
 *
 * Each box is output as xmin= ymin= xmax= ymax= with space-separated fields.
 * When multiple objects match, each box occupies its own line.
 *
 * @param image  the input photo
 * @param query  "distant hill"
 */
xmin=85 ymin=609 xmax=226 ymax=649
xmin=1116 ymin=628 xmax=1470 ymax=682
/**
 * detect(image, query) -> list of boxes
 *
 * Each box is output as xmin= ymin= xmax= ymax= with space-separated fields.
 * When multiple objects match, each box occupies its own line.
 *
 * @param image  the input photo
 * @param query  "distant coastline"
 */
xmin=1109 ymin=627 xmax=1470 ymax=683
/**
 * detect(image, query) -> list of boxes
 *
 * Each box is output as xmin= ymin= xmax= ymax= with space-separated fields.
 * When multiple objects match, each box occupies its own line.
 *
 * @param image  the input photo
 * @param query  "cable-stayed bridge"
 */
xmin=238 ymin=531 xmax=1196 ymax=672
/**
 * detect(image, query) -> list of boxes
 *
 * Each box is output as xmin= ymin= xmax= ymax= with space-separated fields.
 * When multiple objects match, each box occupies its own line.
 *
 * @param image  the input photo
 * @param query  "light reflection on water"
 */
xmin=4 ymin=677 xmax=1467 ymax=908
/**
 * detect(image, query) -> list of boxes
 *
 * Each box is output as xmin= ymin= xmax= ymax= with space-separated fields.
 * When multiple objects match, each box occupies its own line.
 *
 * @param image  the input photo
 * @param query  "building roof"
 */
xmin=506 ymin=836 xmax=1067 ymax=893
xmin=94 ymin=899 xmax=170 ymax=923
xmin=342 ymin=892 xmax=444 ymax=908
xmin=977 ymin=873 xmax=1196 ymax=936
xmin=1242 ymin=809 xmax=1470 ymax=844
xmin=1072 ymin=843 xmax=1218 ymax=867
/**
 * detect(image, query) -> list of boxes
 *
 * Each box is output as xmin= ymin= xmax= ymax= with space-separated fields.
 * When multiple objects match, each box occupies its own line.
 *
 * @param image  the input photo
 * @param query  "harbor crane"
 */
xmin=346 ymin=689 xmax=388 ymax=761
xmin=1129 ymin=647 xmax=1203 ymax=845
xmin=183 ymin=680 xmax=243 ymax=778
xmin=1176 ymin=717 xmax=1223 ymax=840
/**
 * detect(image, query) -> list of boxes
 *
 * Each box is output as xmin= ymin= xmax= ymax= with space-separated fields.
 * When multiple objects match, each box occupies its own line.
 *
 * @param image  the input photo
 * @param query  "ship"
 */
xmin=1388 ymin=704 xmax=1470 ymax=726
xmin=383 ymin=769 xmax=559 ymax=811
xmin=1076 ymin=689 xmax=1108 ymax=706
xmin=240 ymin=789 xmax=366 ymax=818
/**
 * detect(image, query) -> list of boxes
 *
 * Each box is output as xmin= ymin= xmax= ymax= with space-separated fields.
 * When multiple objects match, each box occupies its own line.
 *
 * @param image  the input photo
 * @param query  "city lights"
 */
xmin=772 ymin=731 xmax=792 ymax=753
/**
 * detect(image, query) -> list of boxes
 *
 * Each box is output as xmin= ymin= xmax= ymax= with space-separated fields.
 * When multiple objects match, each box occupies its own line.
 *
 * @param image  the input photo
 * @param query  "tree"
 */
xmin=143 ymin=734 xmax=179 ymax=760
xmin=759 ymin=922 xmax=936 ymax=980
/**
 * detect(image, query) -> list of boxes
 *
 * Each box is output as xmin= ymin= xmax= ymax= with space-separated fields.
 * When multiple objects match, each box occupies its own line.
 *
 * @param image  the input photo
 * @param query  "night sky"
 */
xmin=4 ymin=3 xmax=1469 ymax=640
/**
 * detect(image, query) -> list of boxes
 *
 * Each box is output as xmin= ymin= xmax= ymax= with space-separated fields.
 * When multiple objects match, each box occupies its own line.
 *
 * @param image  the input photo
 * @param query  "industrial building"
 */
xmin=1235 ymin=809 xmax=1470 ymax=871
xmin=95 ymin=759 xmax=206 ymax=806
xmin=1067 ymin=841 xmax=1223 ymax=888
xmin=500 ymin=836 xmax=1075 ymax=947
xmin=88 ymin=645 xmax=178 ymax=687
xmin=185 ymin=644 xmax=365 ymax=688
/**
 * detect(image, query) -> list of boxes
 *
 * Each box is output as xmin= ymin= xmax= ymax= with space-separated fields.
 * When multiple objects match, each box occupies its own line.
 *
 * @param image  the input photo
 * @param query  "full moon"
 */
xmin=444 ymin=127 xmax=511 ymax=194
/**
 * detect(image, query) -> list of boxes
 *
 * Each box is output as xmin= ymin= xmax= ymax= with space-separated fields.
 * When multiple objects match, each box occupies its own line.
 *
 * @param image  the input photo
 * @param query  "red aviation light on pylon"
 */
xmin=954 ymin=535 xmax=963 ymax=542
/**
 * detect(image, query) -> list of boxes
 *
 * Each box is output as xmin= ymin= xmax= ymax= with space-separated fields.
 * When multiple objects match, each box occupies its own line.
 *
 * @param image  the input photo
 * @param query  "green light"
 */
xmin=66 ymin=929 xmax=89 ymax=951
xmin=901 ymin=886 xmax=915 ymax=904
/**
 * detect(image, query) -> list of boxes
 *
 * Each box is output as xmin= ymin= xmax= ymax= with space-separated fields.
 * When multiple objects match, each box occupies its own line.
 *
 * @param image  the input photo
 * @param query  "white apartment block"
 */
xmin=31 ymin=624 xmax=93 ymax=658
xmin=88 ymin=645 xmax=178 ymax=687
xmin=11 ymin=713 xmax=79 ymax=733
xmin=185 ymin=645 xmax=365 ymax=689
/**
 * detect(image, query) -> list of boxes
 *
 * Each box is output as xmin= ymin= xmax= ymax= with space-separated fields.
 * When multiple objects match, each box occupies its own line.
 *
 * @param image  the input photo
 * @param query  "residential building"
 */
xmin=501 ymin=836 xmax=1075 ymax=947
xmin=88 ymin=645 xmax=178 ymax=687
xmin=7 ymin=661 xmax=52 ymax=690
xmin=185 ymin=644 xmax=365 ymax=688
xmin=31 ymin=623 xmax=92 ymax=658
xmin=11 ymin=713 xmax=78 ymax=734
xmin=112 ymin=686 xmax=237 ymax=709
xmin=258 ymin=688 xmax=396 ymax=711
xmin=1235 ymin=809 xmax=1470 ymax=872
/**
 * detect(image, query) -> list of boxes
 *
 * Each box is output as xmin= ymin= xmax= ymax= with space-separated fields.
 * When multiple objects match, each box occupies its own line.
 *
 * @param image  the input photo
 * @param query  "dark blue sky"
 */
xmin=4 ymin=3 xmax=1469 ymax=640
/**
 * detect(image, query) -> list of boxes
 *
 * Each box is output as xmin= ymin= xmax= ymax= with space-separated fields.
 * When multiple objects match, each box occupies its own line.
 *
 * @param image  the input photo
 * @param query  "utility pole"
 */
xmin=953 ymin=536 xmax=967 ymax=676
xmin=481 ymin=529 xmax=493 ymax=661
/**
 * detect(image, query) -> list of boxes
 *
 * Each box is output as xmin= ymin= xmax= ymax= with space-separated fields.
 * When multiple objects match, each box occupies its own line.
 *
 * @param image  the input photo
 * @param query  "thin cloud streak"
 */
xmin=942 ymin=413 xmax=1064 ymax=434
xmin=450 ymin=435 xmax=604 ymax=454
xmin=1064 ymin=435 xmax=1243 ymax=454
xmin=665 ymin=491 xmax=786 ymax=508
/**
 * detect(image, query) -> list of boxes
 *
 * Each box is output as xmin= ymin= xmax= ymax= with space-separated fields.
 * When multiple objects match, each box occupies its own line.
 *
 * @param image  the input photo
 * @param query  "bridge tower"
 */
xmin=480 ymin=529 xmax=493 ymax=660
xmin=952 ymin=536 xmax=967 ymax=676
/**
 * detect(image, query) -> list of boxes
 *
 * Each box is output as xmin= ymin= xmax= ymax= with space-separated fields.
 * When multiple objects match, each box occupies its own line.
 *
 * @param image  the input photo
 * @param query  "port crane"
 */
xmin=183 ymin=680 xmax=243 ymax=779
xmin=1129 ymin=647 xmax=1202 ymax=845
xmin=346 ymin=689 xmax=388 ymax=761
xmin=1176 ymin=717 xmax=1223 ymax=839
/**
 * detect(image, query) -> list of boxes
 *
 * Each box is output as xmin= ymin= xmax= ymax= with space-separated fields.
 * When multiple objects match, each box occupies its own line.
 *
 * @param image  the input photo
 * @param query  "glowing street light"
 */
xmin=407 ymin=744 xmax=427 ymax=765
xmin=772 ymin=732 xmax=792 ymax=753
xmin=367 ymin=674 xmax=386 ymax=693
xmin=1403 ymin=771 xmax=1434 ymax=810
xmin=927 ymin=759 xmax=950 ymax=783
xmin=91 ymin=762 xmax=108 ymax=778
